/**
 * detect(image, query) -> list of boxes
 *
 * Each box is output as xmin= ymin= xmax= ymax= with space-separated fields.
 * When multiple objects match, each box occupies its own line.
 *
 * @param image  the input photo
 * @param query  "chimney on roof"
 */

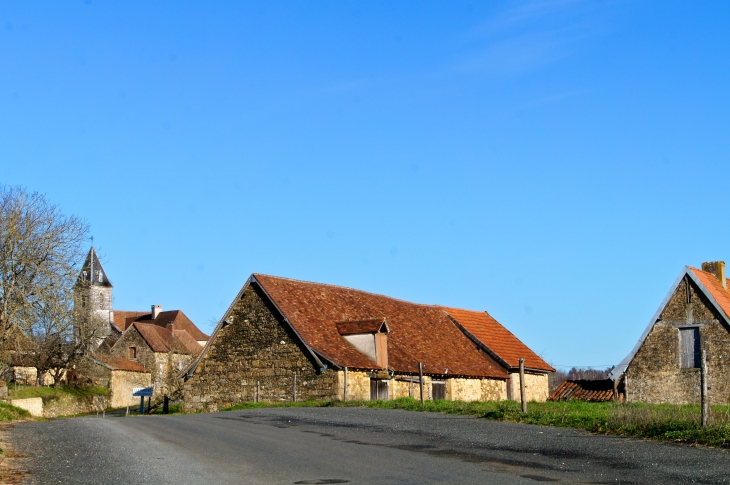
xmin=702 ymin=261 xmax=727 ymax=289
xmin=151 ymin=304 xmax=162 ymax=319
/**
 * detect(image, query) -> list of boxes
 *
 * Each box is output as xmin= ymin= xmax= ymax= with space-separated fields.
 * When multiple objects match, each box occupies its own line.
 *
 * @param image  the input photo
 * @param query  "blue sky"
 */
xmin=3 ymin=1 xmax=730 ymax=369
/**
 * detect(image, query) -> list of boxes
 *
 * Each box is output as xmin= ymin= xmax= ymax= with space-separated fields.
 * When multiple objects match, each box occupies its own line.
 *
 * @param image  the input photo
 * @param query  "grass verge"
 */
xmin=0 ymin=402 xmax=31 ymax=422
xmin=8 ymin=385 xmax=109 ymax=402
xmin=222 ymin=398 xmax=730 ymax=447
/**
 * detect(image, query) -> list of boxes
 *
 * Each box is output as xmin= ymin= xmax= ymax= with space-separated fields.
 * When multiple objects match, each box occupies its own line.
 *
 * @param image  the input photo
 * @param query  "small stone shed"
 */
xmin=611 ymin=261 xmax=730 ymax=404
xmin=181 ymin=274 xmax=551 ymax=412
xmin=75 ymin=355 xmax=152 ymax=408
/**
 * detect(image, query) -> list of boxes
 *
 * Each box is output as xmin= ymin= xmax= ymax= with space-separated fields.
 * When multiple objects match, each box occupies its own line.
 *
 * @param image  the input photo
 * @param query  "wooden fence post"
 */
xmin=418 ymin=362 xmax=424 ymax=405
xmin=256 ymin=381 xmax=260 ymax=403
xmin=519 ymin=358 xmax=527 ymax=413
xmin=701 ymin=347 xmax=709 ymax=427
xmin=344 ymin=367 xmax=348 ymax=401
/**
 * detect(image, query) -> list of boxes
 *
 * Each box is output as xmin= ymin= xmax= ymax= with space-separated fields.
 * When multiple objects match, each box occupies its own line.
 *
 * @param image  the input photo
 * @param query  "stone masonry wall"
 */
xmin=626 ymin=277 xmax=730 ymax=404
xmin=110 ymin=370 xmax=152 ymax=408
xmin=507 ymin=372 xmax=549 ymax=402
xmin=183 ymin=283 xmax=339 ymax=412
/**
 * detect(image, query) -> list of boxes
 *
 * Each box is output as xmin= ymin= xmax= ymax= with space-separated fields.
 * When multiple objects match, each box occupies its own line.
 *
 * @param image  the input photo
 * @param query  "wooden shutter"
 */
xmin=679 ymin=327 xmax=700 ymax=368
xmin=432 ymin=382 xmax=446 ymax=400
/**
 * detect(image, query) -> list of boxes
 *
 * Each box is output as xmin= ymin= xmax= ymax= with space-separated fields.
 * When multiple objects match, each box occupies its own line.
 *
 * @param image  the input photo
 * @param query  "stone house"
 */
xmin=610 ymin=261 xmax=730 ymax=404
xmin=74 ymin=354 xmax=152 ymax=408
xmin=110 ymin=307 xmax=206 ymax=397
xmin=181 ymin=274 xmax=552 ymax=412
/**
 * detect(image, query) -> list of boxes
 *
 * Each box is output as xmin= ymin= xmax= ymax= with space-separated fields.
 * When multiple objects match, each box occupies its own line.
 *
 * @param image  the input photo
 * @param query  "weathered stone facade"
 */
xmin=507 ymin=372 xmax=549 ymax=402
xmin=110 ymin=326 xmax=193 ymax=398
xmin=75 ymin=357 xmax=152 ymax=408
xmin=183 ymin=284 xmax=340 ymax=412
xmin=625 ymin=277 xmax=730 ymax=404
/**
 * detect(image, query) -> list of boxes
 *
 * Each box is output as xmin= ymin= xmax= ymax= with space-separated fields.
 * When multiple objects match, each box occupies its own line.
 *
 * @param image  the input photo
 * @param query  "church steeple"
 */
xmin=77 ymin=247 xmax=114 ymax=328
xmin=79 ymin=247 xmax=113 ymax=288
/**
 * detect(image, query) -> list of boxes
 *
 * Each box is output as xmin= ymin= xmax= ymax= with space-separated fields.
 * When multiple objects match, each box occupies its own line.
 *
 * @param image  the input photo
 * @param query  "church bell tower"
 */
xmin=77 ymin=247 xmax=114 ymax=326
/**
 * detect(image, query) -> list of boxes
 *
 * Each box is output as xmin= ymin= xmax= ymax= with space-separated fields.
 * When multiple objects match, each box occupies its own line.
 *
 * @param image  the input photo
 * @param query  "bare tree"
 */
xmin=0 ymin=185 xmax=91 ymax=381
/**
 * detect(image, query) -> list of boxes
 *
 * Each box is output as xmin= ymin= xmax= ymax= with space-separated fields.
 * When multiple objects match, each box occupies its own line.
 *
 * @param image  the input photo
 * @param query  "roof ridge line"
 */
xmin=254 ymin=273 xmax=442 ymax=308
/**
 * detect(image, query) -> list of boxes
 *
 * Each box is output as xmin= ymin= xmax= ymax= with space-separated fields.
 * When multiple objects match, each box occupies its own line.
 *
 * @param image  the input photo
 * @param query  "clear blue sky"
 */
xmin=3 ymin=1 xmax=730 ymax=369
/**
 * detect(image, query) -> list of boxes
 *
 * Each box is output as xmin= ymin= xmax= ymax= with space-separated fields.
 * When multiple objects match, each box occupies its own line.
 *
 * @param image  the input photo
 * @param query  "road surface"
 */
xmin=9 ymin=407 xmax=730 ymax=484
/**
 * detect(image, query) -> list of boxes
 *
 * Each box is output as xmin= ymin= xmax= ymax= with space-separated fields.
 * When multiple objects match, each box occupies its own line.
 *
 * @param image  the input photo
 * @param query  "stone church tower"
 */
xmin=76 ymin=247 xmax=114 ymax=329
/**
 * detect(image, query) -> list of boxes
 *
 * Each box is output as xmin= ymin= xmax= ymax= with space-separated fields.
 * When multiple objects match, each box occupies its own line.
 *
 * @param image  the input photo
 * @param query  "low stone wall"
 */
xmin=42 ymin=394 xmax=109 ymax=418
xmin=9 ymin=398 xmax=43 ymax=417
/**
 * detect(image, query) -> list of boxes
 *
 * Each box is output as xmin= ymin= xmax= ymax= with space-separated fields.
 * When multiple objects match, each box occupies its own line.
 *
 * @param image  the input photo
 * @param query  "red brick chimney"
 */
xmin=702 ymin=261 xmax=727 ymax=289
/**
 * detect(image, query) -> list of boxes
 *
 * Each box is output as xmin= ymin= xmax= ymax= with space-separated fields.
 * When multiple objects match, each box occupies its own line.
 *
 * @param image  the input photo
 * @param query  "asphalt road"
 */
xmin=8 ymin=407 xmax=730 ymax=484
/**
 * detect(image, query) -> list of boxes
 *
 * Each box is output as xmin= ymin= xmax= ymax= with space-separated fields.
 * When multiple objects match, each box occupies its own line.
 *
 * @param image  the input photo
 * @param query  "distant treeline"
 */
xmin=548 ymin=367 xmax=613 ymax=393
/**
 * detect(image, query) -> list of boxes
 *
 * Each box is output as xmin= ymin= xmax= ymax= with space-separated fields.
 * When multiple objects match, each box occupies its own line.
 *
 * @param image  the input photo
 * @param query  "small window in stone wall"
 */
xmin=129 ymin=347 xmax=137 ymax=359
xmin=679 ymin=327 xmax=701 ymax=369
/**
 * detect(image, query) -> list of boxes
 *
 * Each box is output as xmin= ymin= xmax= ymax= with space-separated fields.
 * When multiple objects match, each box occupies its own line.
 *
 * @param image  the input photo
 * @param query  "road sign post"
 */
xmin=133 ymin=387 xmax=153 ymax=415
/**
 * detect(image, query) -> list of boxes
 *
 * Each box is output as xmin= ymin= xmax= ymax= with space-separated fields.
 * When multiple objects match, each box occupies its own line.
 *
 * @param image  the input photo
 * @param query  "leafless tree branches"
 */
xmin=0 ymin=185 xmax=92 ymax=383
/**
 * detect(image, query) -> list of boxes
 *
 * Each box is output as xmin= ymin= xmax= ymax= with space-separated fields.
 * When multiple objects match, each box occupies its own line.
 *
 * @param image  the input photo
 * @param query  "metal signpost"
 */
xmin=133 ymin=387 xmax=153 ymax=415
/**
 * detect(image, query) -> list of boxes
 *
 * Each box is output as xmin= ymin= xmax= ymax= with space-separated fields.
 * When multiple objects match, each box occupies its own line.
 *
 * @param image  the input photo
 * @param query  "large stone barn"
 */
xmin=181 ymin=274 xmax=552 ymax=412
xmin=611 ymin=261 xmax=730 ymax=404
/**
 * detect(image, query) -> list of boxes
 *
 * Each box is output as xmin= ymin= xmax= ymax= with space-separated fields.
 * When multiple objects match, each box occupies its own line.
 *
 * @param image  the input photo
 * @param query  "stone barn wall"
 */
xmin=625 ymin=277 xmax=730 ymax=404
xmin=183 ymin=283 xmax=339 ymax=412
xmin=507 ymin=372 xmax=549 ymax=402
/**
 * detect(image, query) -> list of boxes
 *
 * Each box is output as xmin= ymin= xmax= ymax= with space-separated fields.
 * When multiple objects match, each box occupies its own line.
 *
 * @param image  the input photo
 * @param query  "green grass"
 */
xmin=222 ymin=398 xmax=730 ymax=447
xmin=9 ymin=384 xmax=110 ymax=402
xmin=0 ymin=401 xmax=31 ymax=421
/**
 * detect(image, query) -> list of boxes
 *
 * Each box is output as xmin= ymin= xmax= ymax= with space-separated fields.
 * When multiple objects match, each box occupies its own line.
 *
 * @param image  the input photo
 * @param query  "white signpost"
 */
xmin=133 ymin=387 xmax=153 ymax=414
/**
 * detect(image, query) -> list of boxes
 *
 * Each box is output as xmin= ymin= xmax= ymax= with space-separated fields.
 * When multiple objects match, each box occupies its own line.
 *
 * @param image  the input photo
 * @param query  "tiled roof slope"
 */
xmin=173 ymin=330 xmax=204 ymax=354
xmin=114 ymin=311 xmax=149 ymax=332
xmin=91 ymin=354 xmax=149 ymax=373
xmin=253 ymin=274 xmax=508 ymax=378
xmin=548 ymin=379 xmax=617 ymax=402
xmin=336 ymin=318 xmax=387 ymax=336
xmin=442 ymin=307 xmax=554 ymax=372
xmin=114 ymin=310 xmax=209 ymax=342
xmin=688 ymin=267 xmax=730 ymax=320
xmin=132 ymin=323 xmax=202 ymax=355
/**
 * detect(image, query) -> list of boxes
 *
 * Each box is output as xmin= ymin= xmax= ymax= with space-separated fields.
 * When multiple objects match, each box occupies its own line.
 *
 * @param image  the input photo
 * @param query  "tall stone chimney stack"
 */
xmin=151 ymin=304 xmax=162 ymax=319
xmin=702 ymin=261 xmax=727 ymax=289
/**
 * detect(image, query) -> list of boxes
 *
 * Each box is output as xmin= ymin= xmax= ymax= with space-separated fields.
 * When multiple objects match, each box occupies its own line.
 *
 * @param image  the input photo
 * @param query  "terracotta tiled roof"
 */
xmin=335 ymin=318 xmax=387 ymax=336
xmin=113 ymin=311 xmax=149 ymax=332
xmin=113 ymin=309 xmax=209 ymax=342
xmin=688 ymin=267 xmax=730 ymax=320
xmin=548 ymin=379 xmax=617 ymax=402
xmin=441 ymin=307 xmax=554 ymax=372
xmin=133 ymin=323 xmax=178 ymax=353
xmin=253 ymin=274 xmax=508 ymax=378
xmin=173 ymin=330 xmax=204 ymax=355
xmin=91 ymin=354 xmax=149 ymax=373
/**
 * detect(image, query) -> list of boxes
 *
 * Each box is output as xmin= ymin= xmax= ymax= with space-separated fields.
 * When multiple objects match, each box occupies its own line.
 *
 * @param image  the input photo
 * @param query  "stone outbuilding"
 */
xmin=181 ymin=274 xmax=552 ymax=412
xmin=611 ymin=261 xmax=730 ymax=404
xmin=74 ymin=354 xmax=152 ymax=408
xmin=110 ymin=309 xmax=206 ymax=398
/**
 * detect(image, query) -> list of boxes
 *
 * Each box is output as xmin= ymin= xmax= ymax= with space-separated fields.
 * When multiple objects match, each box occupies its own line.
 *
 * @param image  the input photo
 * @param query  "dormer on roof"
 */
xmin=336 ymin=317 xmax=389 ymax=369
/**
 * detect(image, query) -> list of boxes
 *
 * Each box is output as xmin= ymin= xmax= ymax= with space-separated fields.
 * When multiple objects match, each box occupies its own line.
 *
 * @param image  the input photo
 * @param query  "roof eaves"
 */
xmin=609 ymin=267 xmax=692 ymax=381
